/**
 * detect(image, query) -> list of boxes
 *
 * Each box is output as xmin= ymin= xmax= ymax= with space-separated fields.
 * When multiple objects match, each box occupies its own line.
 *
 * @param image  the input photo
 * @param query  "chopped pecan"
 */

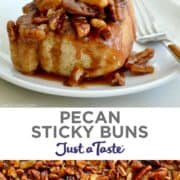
xmin=43 ymin=160 xmax=63 ymax=166
xmin=65 ymin=167 xmax=75 ymax=176
xmin=34 ymin=161 xmax=44 ymax=169
xmin=80 ymin=174 xmax=90 ymax=180
xmin=16 ymin=169 xmax=24 ymax=176
xmin=80 ymin=0 xmax=108 ymax=8
xmin=134 ymin=165 xmax=152 ymax=180
xmin=49 ymin=10 xmax=65 ymax=31
xmin=91 ymin=18 xmax=107 ymax=29
xmin=48 ymin=173 xmax=59 ymax=179
xmin=96 ymin=176 xmax=109 ymax=180
xmin=41 ymin=171 xmax=48 ymax=180
xmin=62 ymin=0 xmax=97 ymax=17
xmin=21 ymin=175 xmax=29 ymax=180
xmin=50 ymin=166 xmax=60 ymax=174
xmin=90 ymin=174 xmax=98 ymax=180
xmin=111 ymin=72 xmax=125 ymax=86
xmin=34 ymin=0 xmax=62 ymax=12
xmin=9 ymin=160 xmax=20 ymax=168
xmin=72 ymin=18 xmax=90 ymax=38
xmin=28 ymin=169 xmax=41 ymax=180
xmin=142 ymin=160 xmax=160 ymax=168
xmin=118 ymin=160 xmax=128 ymax=169
xmin=1 ymin=160 xmax=180 ymax=179
xmin=107 ymin=161 xmax=116 ymax=169
xmin=126 ymin=172 xmax=133 ymax=180
xmin=90 ymin=161 xmax=101 ymax=166
xmin=127 ymin=64 xmax=154 ymax=75
xmin=117 ymin=165 xmax=127 ymax=177
xmin=150 ymin=167 xmax=168 ymax=180
xmin=125 ymin=48 xmax=155 ymax=75
xmin=76 ymin=161 xmax=87 ymax=169
xmin=7 ymin=167 xmax=17 ymax=178
xmin=32 ymin=17 xmax=49 ymax=24
xmin=131 ymin=160 xmax=144 ymax=169
xmin=20 ymin=161 xmax=36 ymax=169
xmin=173 ymin=171 xmax=180 ymax=180
xmin=66 ymin=161 xmax=76 ymax=166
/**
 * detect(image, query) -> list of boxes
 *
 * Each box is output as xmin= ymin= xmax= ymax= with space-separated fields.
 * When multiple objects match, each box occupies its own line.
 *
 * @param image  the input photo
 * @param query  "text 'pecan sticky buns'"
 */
xmin=7 ymin=0 xmax=136 ymax=86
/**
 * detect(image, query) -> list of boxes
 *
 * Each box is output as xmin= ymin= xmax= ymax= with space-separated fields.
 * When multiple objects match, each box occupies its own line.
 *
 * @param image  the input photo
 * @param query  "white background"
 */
xmin=0 ymin=108 xmax=180 ymax=160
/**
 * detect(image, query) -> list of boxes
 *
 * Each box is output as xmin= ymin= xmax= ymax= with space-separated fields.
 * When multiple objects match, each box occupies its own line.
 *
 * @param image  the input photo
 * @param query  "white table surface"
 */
xmin=0 ymin=0 xmax=179 ymax=107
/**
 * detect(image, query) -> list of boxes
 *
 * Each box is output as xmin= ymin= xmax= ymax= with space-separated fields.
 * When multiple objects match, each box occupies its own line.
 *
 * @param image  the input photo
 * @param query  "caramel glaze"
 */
xmin=31 ymin=68 xmax=124 ymax=87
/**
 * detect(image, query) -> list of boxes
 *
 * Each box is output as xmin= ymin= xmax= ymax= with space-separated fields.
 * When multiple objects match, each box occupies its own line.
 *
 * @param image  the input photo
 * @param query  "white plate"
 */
xmin=0 ymin=0 xmax=179 ymax=98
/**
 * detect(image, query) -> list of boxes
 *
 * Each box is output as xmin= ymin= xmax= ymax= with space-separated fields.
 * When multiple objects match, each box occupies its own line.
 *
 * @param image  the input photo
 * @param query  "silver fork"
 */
xmin=134 ymin=0 xmax=180 ymax=63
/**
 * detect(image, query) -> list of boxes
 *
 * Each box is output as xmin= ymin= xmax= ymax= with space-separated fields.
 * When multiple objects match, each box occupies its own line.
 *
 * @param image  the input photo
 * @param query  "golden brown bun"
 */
xmin=7 ymin=0 xmax=135 ymax=79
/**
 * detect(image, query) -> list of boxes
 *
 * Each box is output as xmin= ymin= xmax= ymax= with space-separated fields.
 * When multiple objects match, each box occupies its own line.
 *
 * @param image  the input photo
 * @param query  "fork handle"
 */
xmin=168 ymin=44 xmax=180 ymax=59
xmin=163 ymin=41 xmax=180 ymax=62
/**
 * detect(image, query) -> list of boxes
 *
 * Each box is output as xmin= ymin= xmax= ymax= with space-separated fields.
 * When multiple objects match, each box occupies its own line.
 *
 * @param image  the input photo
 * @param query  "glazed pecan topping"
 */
xmin=72 ymin=18 xmax=91 ymax=38
xmin=34 ymin=0 xmax=62 ymax=12
xmin=106 ymin=0 xmax=127 ymax=22
xmin=0 ymin=161 xmax=180 ymax=179
xmin=8 ymin=0 xmax=129 ymax=42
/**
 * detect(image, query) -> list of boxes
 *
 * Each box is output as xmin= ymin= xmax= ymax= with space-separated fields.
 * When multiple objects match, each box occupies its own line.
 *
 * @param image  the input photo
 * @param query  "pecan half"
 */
xmin=91 ymin=18 xmax=107 ymax=29
xmin=72 ymin=18 xmax=91 ymax=38
xmin=134 ymin=165 xmax=152 ymax=180
xmin=150 ymin=167 xmax=168 ymax=180
xmin=111 ymin=72 xmax=125 ymax=86
xmin=79 ymin=0 xmax=108 ymax=8
xmin=107 ymin=161 xmax=116 ymax=169
xmin=29 ymin=169 xmax=41 ymax=180
xmin=131 ymin=160 xmax=144 ymax=170
xmin=34 ymin=0 xmax=62 ymax=12
xmin=7 ymin=167 xmax=17 ymax=178
xmin=62 ymin=0 xmax=97 ymax=17
xmin=127 ymin=64 xmax=154 ymax=75
xmin=20 ymin=161 xmax=36 ymax=169
xmin=32 ymin=17 xmax=49 ymax=24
